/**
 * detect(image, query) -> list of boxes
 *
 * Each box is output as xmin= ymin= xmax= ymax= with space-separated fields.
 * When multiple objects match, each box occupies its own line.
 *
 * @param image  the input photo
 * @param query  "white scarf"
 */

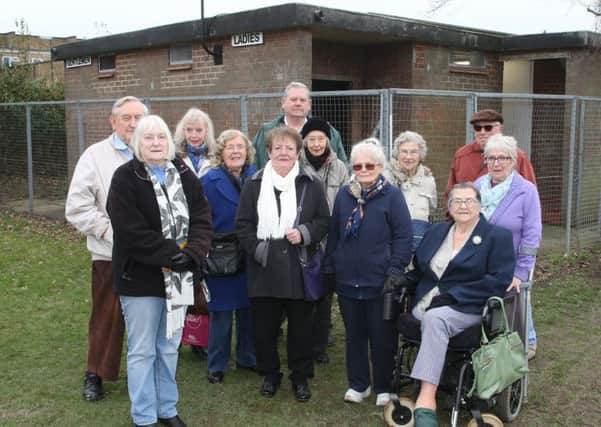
xmin=257 ymin=160 xmax=299 ymax=239
xmin=145 ymin=162 xmax=194 ymax=339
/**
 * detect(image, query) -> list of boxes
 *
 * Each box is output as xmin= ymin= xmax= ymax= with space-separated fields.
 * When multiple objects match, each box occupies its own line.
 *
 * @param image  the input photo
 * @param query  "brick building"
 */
xmin=51 ymin=3 xmax=601 ymax=219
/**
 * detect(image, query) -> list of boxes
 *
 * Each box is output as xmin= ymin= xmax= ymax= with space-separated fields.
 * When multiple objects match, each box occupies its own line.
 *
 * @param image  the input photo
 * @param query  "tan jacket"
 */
xmin=384 ymin=162 xmax=437 ymax=222
xmin=65 ymin=135 xmax=130 ymax=260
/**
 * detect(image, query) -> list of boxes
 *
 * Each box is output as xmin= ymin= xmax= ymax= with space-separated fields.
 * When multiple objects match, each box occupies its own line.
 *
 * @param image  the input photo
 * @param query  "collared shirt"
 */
xmin=113 ymin=134 xmax=133 ymax=160
xmin=283 ymin=116 xmax=307 ymax=132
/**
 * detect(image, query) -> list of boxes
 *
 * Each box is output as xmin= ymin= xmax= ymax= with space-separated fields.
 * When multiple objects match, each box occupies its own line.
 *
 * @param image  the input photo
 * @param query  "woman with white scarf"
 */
xmin=107 ymin=115 xmax=212 ymax=427
xmin=236 ymin=127 xmax=330 ymax=403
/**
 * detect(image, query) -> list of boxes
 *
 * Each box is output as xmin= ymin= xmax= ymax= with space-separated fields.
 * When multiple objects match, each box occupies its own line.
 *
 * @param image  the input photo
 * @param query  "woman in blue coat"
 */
xmin=201 ymin=129 xmax=257 ymax=384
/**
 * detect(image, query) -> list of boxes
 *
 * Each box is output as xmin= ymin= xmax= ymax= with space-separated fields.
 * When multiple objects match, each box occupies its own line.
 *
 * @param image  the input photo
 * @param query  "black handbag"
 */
xmin=203 ymin=232 xmax=244 ymax=277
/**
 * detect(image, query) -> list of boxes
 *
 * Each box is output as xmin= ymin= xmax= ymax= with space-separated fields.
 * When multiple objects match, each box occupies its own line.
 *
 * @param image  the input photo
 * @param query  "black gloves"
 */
xmin=382 ymin=274 xmax=405 ymax=295
xmin=427 ymin=293 xmax=457 ymax=311
xmin=169 ymin=251 xmax=197 ymax=272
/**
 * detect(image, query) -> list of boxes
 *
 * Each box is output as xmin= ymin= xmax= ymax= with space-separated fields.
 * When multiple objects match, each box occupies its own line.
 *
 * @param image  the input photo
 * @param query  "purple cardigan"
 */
xmin=475 ymin=172 xmax=542 ymax=281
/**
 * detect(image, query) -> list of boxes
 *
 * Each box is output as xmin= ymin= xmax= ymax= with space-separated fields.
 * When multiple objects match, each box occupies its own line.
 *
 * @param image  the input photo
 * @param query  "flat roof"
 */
xmin=51 ymin=3 xmax=599 ymax=60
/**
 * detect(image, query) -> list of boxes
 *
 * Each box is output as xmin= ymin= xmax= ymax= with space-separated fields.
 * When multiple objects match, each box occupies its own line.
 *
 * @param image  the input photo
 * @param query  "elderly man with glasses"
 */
xmin=444 ymin=109 xmax=536 ymax=203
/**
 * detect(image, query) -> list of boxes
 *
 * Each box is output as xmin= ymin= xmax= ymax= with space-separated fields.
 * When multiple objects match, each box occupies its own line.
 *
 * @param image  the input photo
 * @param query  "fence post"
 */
xmin=575 ymin=99 xmax=586 ymax=246
xmin=240 ymin=95 xmax=249 ymax=135
xmin=77 ymin=101 xmax=85 ymax=156
xmin=465 ymin=93 xmax=477 ymax=144
xmin=565 ymin=98 xmax=578 ymax=255
xmin=144 ymin=99 xmax=152 ymax=114
xmin=26 ymin=104 xmax=34 ymax=214
xmin=380 ymin=89 xmax=392 ymax=157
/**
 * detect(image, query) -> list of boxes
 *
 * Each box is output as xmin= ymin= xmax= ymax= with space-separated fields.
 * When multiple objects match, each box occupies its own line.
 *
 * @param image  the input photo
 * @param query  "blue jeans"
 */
xmin=120 ymin=296 xmax=182 ymax=426
xmin=208 ymin=308 xmax=256 ymax=373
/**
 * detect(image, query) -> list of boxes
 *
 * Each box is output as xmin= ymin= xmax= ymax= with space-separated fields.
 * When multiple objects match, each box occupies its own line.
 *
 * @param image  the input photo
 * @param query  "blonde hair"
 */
xmin=173 ymin=108 xmax=216 ymax=156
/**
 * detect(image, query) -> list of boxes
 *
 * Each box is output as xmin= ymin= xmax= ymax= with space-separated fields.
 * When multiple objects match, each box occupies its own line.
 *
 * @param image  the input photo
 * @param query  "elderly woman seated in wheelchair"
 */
xmin=382 ymin=183 xmax=520 ymax=427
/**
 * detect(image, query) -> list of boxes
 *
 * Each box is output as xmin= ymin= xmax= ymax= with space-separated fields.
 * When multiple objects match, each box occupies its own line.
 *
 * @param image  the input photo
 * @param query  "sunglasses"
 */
xmin=352 ymin=163 xmax=378 ymax=171
xmin=473 ymin=123 xmax=499 ymax=132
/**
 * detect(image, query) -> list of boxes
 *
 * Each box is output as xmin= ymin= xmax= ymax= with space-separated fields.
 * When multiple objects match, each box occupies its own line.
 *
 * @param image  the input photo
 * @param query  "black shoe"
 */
xmin=191 ymin=346 xmax=208 ymax=360
xmin=207 ymin=371 xmax=224 ymax=384
xmin=292 ymin=382 xmax=311 ymax=402
xmin=260 ymin=379 xmax=280 ymax=397
xmin=315 ymin=353 xmax=330 ymax=364
xmin=158 ymin=415 xmax=187 ymax=427
xmin=82 ymin=372 xmax=104 ymax=401
xmin=235 ymin=362 xmax=257 ymax=372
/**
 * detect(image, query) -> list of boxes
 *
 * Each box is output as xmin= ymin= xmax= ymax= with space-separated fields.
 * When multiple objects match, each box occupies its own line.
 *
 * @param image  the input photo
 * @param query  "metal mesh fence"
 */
xmin=0 ymin=89 xmax=599 ymax=254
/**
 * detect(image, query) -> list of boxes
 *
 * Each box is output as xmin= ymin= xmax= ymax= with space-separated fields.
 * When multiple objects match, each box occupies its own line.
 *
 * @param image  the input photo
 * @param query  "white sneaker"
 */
xmin=344 ymin=386 xmax=371 ymax=403
xmin=376 ymin=392 xmax=398 ymax=407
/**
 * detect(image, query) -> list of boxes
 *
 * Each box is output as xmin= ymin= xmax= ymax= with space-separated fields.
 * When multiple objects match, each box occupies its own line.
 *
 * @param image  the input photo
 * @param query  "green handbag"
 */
xmin=467 ymin=296 xmax=529 ymax=400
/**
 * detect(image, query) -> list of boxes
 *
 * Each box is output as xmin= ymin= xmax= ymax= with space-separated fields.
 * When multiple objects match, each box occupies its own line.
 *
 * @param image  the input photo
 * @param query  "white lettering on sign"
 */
xmin=66 ymin=56 xmax=92 ymax=68
xmin=231 ymin=32 xmax=264 ymax=48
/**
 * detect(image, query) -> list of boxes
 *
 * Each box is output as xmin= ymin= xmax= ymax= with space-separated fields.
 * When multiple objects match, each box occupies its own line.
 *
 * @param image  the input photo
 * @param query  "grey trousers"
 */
xmin=410 ymin=306 xmax=480 ymax=385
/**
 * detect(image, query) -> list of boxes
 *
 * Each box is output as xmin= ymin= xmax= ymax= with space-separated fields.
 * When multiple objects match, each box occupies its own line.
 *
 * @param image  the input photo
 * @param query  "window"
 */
xmin=449 ymin=51 xmax=486 ymax=69
xmin=169 ymin=44 xmax=192 ymax=65
xmin=2 ymin=56 xmax=20 ymax=67
xmin=98 ymin=54 xmax=116 ymax=72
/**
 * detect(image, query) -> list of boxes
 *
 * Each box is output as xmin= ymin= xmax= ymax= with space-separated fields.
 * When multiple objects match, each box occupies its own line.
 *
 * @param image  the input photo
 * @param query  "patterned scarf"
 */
xmin=145 ymin=162 xmax=194 ymax=339
xmin=186 ymin=143 xmax=208 ymax=173
xmin=480 ymin=171 xmax=514 ymax=220
xmin=344 ymin=174 xmax=387 ymax=238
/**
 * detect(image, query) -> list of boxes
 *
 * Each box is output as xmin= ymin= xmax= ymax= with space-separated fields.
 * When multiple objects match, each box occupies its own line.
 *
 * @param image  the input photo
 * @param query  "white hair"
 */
xmin=130 ymin=115 xmax=176 ymax=163
xmin=484 ymin=134 xmax=518 ymax=163
xmin=350 ymin=138 xmax=386 ymax=166
xmin=393 ymin=130 xmax=428 ymax=160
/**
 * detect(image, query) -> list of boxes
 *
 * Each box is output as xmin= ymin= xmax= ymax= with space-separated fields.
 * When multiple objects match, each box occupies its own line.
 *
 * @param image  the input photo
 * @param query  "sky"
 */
xmin=2 ymin=0 xmax=597 ymax=40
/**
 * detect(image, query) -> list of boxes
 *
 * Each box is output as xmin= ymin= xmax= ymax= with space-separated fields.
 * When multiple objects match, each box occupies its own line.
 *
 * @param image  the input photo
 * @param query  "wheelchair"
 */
xmin=382 ymin=280 xmax=532 ymax=427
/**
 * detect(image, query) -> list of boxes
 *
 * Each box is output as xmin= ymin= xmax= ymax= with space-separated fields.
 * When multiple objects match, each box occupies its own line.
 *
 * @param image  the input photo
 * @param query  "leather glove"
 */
xmin=382 ymin=274 xmax=405 ymax=295
xmin=427 ymin=293 xmax=457 ymax=311
xmin=324 ymin=273 xmax=337 ymax=292
xmin=169 ymin=251 xmax=196 ymax=272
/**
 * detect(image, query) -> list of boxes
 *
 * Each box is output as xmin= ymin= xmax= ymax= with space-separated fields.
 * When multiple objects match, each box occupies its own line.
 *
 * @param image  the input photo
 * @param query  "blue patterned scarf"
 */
xmin=186 ymin=143 xmax=208 ymax=172
xmin=344 ymin=175 xmax=387 ymax=238
xmin=480 ymin=171 xmax=514 ymax=220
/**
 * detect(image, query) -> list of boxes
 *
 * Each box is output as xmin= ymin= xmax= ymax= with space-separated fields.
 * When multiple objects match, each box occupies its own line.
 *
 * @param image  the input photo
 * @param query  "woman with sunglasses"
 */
xmin=384 ymin=131 xmax=437 ymax=252
xmin=475 ymin=134 xmax=542 ymax=360
xmin=324 ymin=138 xmax=413 ymax=407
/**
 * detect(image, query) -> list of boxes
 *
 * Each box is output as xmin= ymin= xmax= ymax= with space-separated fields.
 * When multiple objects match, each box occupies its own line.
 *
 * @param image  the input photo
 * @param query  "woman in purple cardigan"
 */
xmin=475 ymin=134 xmax=542 ymax=360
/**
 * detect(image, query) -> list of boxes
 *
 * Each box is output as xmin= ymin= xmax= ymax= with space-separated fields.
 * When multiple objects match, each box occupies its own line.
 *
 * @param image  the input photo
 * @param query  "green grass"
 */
xmin=1 ymin=210 xmax=600 ymax=426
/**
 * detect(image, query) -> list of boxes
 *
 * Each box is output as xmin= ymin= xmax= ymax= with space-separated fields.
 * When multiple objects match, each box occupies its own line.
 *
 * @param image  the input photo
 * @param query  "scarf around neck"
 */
xmin=186 ymin=143 xmax=207 ymax=172
xmin=344 ymin=174 xmax=387 ymax=238
xmin=145 ymin=161 xmax=194 ymax=339
xmin=480 ymin=171 xmax=514 ymax=220
xmin=256 ymin=160 xmax=299 ymax=239
xmin=304 ymin=145 xmax=330 ymax=172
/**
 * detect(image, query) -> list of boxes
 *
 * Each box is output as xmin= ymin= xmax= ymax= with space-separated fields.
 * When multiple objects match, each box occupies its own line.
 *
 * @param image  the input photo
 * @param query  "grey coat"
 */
xmin=299 ymin=149 xmax=349 ymax=213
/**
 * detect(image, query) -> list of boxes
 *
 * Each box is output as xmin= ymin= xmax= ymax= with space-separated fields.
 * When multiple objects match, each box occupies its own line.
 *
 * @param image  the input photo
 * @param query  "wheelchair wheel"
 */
xmin=495 ymin=378 xmax=524 ymax=422
xmin=383 ymin=397 xmax=415 ymax=427
xmin=467 ymin=413 xmax=504 ymax=427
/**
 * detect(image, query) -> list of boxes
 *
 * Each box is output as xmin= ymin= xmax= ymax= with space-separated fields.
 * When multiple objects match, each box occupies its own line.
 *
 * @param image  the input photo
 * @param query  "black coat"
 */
xmin=236 ymin=169 xmax=330 ymax=299
xmin=107 ymin=156 xmax=213 ymax=297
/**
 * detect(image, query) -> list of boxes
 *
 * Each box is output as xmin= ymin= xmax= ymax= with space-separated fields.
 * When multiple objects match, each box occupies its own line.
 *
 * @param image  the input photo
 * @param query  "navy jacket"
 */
xmin=201 ymin=165 xmax=256 ymax=311
xmin=410 ymin=216 xmax=515 ymax=314
xmin=325 ymin=179 xmax=413 ymax=299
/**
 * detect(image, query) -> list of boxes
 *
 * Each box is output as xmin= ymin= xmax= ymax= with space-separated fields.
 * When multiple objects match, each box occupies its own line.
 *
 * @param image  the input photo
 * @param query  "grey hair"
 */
xmin=130 ymin=115 xmax=176 ymax=164
xmin=350 ymin=138 xmax=386 ymax=167
xmin=173 ymin=108 xmax=216 ymax=156
xmin=447 ymin=182 xmax=481 ymax=208
xmin=484 ymin=134 xmax=518 ymax=164
xmin=393 ymin=130 xmax=428 ymax=161
xmin=111 ymin=96 xmax=148 ymax=116
xmin=210 ymin=129 xmax=255 ymax=168
xmin=284 ymin=81 xmax=310 ymax=99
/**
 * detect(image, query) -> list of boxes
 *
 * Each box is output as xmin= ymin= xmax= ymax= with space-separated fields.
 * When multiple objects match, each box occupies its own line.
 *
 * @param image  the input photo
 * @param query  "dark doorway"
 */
xmin=311 ymin=79 xmax=353 ymax=155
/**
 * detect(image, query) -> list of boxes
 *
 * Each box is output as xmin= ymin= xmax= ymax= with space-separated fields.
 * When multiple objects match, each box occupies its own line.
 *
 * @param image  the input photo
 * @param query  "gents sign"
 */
xmin=231 ymin=32 xmax=264 ymax=48
xmin=66 ymin=56 xmax=92 ymax=68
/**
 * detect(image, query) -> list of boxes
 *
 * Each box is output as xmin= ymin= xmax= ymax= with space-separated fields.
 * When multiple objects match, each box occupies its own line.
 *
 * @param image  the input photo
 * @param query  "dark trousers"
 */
xmin=312 ymin=291 xmax=333 ymax=356
xmin=338 ymin=294 xmax=397 ymax=394
xmin=88 ymin=261 xmax=125 ymax=380
xmin=250 ymin=297 xmax=315 ymax=384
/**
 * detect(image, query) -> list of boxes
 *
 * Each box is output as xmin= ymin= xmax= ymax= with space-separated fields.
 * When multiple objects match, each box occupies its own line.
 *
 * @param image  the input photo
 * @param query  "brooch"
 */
xmin=472 ymin=235 xmax=482 ymax=245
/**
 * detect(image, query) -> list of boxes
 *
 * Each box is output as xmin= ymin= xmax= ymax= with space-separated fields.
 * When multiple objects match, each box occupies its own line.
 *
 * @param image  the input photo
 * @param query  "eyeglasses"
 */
xmin=307 ymin=136 xmax=328 ymax=143
xmin=449 ymin=198 xmax=479 ymax=207
xmin=399 ymin=149 xmax=420 ymax=156
xmin=118 ymin=114 xmax=144 ymax=123
xmin=485 ymin=155 xmax=512 ymax=164
xmin=473 ymin=123 xmax=500 ymax=132
xmin=352 ymin=163 xmax=379 ymax=171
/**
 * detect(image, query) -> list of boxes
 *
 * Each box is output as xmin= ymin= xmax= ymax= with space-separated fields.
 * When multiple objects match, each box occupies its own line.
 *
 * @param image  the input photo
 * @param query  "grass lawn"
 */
xmin=1 ymin=210 xmax=600 ymax=427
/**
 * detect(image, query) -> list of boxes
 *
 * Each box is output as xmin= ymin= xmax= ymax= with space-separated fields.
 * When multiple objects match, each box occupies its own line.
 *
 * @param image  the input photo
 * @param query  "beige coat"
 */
xmin=384 ymin=162 xmax=437 ymax=222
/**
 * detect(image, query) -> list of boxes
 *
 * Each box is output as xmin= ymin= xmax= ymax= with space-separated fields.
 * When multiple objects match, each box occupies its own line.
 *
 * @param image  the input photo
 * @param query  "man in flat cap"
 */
xmin=444 ymin=109 xmax=536 ymax=201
